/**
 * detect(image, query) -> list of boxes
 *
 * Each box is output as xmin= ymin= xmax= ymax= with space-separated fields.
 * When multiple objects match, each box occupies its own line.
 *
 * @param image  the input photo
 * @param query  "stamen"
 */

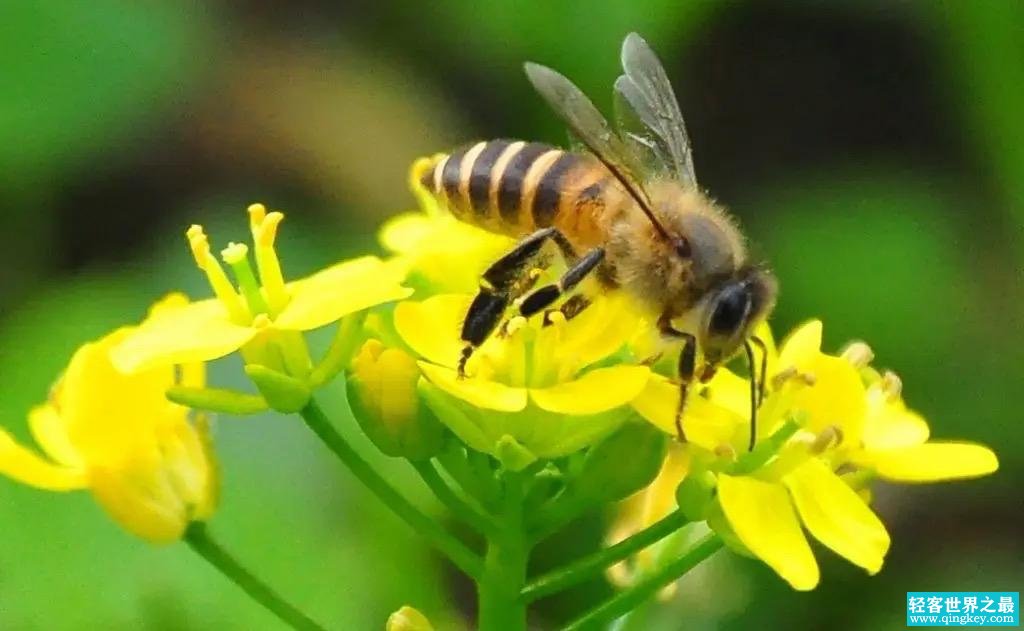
xmin=248 ymin=204 xmax=289 ymax=315
xmin=221 ymin=242 xmax=270 ymax=316
xmin=809 ymin=425 xmax=843 ymax=454
xmin=504 ymin=316 xmax=528 ymax=337
xmin=881 ymin=370 xmax=902 ymax=400
xmin=185 ymin=225 xmax=249 ymax=323
xmin=840 ymin=341 xmax=875 ymax=368
xmin=770 ymin=366 xmax=817 ymax=390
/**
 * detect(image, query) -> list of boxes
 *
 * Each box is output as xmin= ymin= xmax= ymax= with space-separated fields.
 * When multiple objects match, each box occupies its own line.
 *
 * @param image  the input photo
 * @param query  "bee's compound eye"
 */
xmin=708 ymin=284 xmax=751 ymax=337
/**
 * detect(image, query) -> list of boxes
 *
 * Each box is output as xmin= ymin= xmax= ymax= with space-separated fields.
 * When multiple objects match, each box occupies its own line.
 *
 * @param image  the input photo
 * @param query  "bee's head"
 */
xmin=697 ymin=266 xmax=778 ymax=368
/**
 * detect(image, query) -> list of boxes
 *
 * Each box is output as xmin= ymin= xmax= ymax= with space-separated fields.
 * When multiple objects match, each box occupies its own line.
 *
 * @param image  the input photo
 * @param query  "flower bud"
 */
xmin=386 ymin=605 xmax=434 ymax=631
xmin=347 ymin=340 xmax=444 ymax=460
xmin=572 ymin=421 xmax=667 ymax=504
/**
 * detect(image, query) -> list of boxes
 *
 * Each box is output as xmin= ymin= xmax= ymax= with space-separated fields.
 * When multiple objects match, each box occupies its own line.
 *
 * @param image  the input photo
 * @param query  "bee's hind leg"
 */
xmin=459 ymin=228 xmax=578 ymax=376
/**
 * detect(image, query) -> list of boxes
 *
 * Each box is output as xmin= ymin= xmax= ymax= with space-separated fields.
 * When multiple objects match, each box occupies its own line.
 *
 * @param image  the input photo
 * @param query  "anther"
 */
xmin=809 ymin=425 xmax=843 ymax=454
xmin=504 ymin=316 xmax=527 ymax=337
xmin=221 ymin=241 xmax=249 ymax=265
xmin=714 ymin=444 xmax=737 ymax=461
xmin=247 ymin=203 xmax=267 ymax=234
xmin=771 ymin=366 xmax=816 ymax=391
xmin=187 ymin=225 xmax=212 ymax=269
xmin=841 ymin=341 xmax=875 ymax=368
xmin=881 ymin=370 xmax=902 ymax=399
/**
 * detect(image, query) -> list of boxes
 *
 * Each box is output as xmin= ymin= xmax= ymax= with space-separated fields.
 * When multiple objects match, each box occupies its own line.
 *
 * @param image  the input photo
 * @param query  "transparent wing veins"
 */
xmin=619 ymin=32 xmax=697 ymax=186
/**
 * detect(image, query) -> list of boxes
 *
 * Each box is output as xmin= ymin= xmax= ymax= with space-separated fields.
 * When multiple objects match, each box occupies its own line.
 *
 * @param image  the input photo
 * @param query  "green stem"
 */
xmin=477 ymin=473 xmax=530 ymax=631
xmin=184 ymin=523 xmax=325 ymax=631
xmin=562 ymin=534 xmax=724 ymax=631
xmin=521 ymin=509 xmax=689 ymax=603
xmin=299 ymin=400 xmax=483 ymax=579
xmin=412 ymin=460 xmax=498 ymax=536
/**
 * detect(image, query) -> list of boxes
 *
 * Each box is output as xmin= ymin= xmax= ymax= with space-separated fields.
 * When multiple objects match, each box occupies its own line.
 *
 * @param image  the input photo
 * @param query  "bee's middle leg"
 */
xmin=459 ymin=228 xmax=577 ymax=376
xmin=518 ymin=248 xmax=605 ymax=317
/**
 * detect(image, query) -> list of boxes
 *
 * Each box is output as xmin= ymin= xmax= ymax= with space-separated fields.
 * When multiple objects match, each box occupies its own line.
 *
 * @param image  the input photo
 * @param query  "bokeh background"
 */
xmin=1 ymin=1 xmax=1020 ymax=629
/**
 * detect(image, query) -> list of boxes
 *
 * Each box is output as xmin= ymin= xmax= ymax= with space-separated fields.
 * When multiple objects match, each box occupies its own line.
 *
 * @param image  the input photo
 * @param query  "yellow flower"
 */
xmin=393 ymin=293 xmax=650 ymax=470
xmin=630 ymin=320 xmax=998 ymax=591
xmin=112 ymin=204 xmax=412 ymax=375
xmin=347 ymin=339 xmax=445 ymax=460
xmin=379 ymin=159 xmax=514 ymax=295
xmin=0 ymin=303 xmax=217 ymax=543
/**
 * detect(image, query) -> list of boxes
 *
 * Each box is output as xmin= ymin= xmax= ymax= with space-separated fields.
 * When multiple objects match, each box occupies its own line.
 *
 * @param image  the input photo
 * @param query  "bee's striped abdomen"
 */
xmin=419 ymin=140 xmax=611 ymax=246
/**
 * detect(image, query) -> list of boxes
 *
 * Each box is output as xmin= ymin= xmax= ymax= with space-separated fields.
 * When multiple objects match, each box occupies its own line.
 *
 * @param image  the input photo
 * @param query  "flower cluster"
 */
xmin=1 ymin=204 xmax=411 ymax=542
xmin=0 ymin=161 xmax=1002 ymax=630
xmin=622 ymin=320 xmax=999 ymax=590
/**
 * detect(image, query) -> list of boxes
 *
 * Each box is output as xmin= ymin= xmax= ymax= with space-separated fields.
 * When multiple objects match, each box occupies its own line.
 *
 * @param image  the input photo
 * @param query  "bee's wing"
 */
xmin=524 ymin=61 xmax=650 ymax=202
xmin=617 ymin=32 xmax=697 ymax=187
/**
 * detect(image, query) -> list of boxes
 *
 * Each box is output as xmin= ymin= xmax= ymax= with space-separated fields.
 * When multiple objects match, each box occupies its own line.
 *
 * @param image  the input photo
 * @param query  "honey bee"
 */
xmin=415 ymin=33 xmax=777 ymax=448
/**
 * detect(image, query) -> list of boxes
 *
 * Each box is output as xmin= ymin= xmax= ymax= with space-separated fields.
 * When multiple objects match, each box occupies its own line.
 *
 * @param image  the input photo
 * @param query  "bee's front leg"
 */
xmin=658 ymin=312 xmax=697 ymax=443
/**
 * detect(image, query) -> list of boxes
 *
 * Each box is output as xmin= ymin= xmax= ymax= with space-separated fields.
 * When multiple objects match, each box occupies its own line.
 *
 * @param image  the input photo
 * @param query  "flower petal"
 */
xmin=791 ymin=354 xmax=867 ymax=444
xmin=548 ymin=294 xmax=639 ymax=373
xmin=784 ymin=459 xmax=890 ymax=574
xmin=111 ymin=299 xmax=257 ymax=373
xmin=705 ymin=368 xmax=752 ymax=419
xmin=89 ymin=461 xmax=188 ymax=544
xmin=777 ymin=319 xmax=822 ymax=372
xmin=632 ymin=374 xmax=743 ymax=450
xmin=530 ymin=366 xmax=649 ymax=414
xmin=276 ymin=256 xmax=412 ymax=331
xmin=395 ymin=295 xmax=471 ymax=368
xmin=418 ymin=380 xmax=495 ymax=455
xmin=861 ymin=395 xmax=929 ymax=451
xmin=718 ymin=474 xmax=819 ymax=591
xmin=0 ymin=428 xmax=86 ymax=491
xmin=855 ymin=442 xmax=998 ymax=482
xmin=418 ymin=362 xmax=528 ymax=412
xmin=28 ymin=405 xmax=82 ymax=468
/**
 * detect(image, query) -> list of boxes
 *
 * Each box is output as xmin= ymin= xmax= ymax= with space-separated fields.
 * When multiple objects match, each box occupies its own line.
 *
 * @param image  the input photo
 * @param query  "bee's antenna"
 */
xmin=744 ymin=340 xmax=762 ymax=451
xmin=751 ymin=335 xmax=768 ymax=406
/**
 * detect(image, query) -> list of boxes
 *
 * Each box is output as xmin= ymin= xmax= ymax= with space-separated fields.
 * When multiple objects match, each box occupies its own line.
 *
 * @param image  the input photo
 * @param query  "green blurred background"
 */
xmin=1 ymin=1 xmax=1020 ymax=629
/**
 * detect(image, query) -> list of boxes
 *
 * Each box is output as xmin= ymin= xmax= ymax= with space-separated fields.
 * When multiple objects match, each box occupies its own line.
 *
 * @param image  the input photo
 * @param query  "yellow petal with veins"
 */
xmin=718 ymin=474 xmax=819 ymax=591
xmin=0 ymin=429 xmax=86 ymax=491
xmin=418 ymin=362 xmax=528 ymax=412
xmin=855 ymin=442 xmax=998 ymax=482
xmin=530 ymin=366 xmax=649 ymax=414
xmin=110 ymin=299 xmax=257 ymax=373
xmin=394 ymin=295 xmax=472 ymax=368
xmin=784 ymin=459 xmax=890 ymax=574
xmin=276 ymin=256 xmax=412 ymax=331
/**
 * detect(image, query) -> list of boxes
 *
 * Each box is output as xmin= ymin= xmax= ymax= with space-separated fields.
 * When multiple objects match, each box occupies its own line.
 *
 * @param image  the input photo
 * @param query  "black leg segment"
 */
xmin=518 ymin=248 xmax=604 ymax=317
xmin=459 ymin=227 xmax=580 ymax=376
